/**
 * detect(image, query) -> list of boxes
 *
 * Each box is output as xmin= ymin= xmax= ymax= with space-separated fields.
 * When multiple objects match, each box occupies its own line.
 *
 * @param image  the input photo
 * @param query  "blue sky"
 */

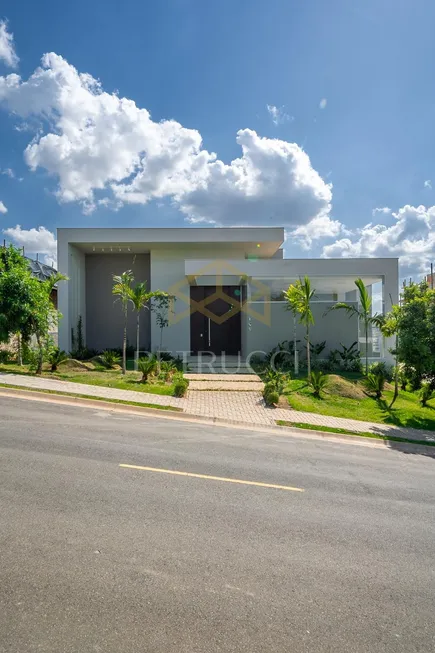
xmin=0 ymin=0 xmax=434 ymax=276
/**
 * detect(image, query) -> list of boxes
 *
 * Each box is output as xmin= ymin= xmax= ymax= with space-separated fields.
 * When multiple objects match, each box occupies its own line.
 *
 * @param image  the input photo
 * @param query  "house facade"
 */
xmin=57 ymin=227 xmax=399 ymax=364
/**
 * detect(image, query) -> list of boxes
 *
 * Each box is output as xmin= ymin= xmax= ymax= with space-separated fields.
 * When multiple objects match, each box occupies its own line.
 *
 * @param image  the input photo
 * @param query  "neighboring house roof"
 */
xmin=26 ymin=257 xmax=57 ymax=282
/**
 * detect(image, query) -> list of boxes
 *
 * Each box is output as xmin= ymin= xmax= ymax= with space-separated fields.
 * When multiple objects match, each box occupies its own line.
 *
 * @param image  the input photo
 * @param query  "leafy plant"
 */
xmin=159 ymin=360 xmax=177 ymax=383
xmin=262 ymin=368 xmax=289 ymax=394
xmin=0 ymin=350 xmax=10 ymax=363
xmin=329 ymin=341 xmax=362 ymax=372
xmin=266 ymin=340 xmax=299 ymax=370
xmin=152 ymin=294 xmax=175 ymax=352
xmin=308 ymin=370 xmax=329 ymax=398
xmin=48 ymin=347 xmax=68 ymax=372
xmin=173 ymin=372 xmax=189 ymax=397
xmin=284 ymin=276 xmax=315 ymax=376
xmin=70 ymin=316 xmax=86 ymax=360
xmin=138 ymin=355 xmax=158 ymax=382
xmin=397 ymin=365 xmax=408 ymax=391
xmin=327 ymin=279 xmax=384 ymax=375
xmin=0 ymin=245 xmax=67 ymax=375
xmin=128 ymin=283 xmax=169 ymax=366
xmin=101 ymin=350 xmax=121 ymax=369
xmin=112 ymin=270 xmax=134 ymax=375
xmin=364 ymin=372 xmax=386 ymax=399
xmin=263 ymin=389 xmax=280 ymax=406
xmin=368 ymin=361 xmax=393 ymax=381
xmin=312 ymin=358 xmax=334 ymax=373
xmin=388 ymin=282 xmax=435 ymax=390
xmin=420 ymin=382 xmax=434 ymax=407
xmin=310 ymin=341 xmax=326 ymax=360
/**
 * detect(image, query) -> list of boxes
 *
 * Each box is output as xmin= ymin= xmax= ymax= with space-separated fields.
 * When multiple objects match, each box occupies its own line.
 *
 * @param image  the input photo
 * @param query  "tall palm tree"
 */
xmin=35 ymin=271 xmax=68 ymax=375
xmin=112 ymin=270 xmax=134 ymax=375
xmin=328 ymin=278 xmax=383 ymax=375
xmin=127 ymin=282 xmax=167 ymax=367
xmin=284 ymin=276 xmax=315 ymax=376
xmin=379 ymin=301 xmax=400 ymax=407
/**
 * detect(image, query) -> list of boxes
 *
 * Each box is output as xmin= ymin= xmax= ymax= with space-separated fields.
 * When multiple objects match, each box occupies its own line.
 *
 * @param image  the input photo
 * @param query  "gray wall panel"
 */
xmin=85 ymin=254 xmax=151 ymax=352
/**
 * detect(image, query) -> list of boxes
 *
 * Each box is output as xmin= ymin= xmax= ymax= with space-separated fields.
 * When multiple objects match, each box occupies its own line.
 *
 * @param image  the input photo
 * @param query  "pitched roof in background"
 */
xmin=26 ymin=257 xmax=57 ymax=282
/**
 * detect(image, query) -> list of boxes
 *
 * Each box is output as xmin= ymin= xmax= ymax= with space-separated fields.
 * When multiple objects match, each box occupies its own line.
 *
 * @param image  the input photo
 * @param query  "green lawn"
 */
xmin=0 ymin=362 xmax=177 ymax=396
xmin=284 ymin=376 xmax=435 ymax=431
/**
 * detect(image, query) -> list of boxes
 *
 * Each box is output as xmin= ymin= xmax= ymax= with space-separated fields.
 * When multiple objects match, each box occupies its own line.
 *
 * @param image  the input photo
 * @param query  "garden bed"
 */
xmin=284 ymin=375 xmax=435 ymax=431
xmin=0 ymin=362 xmax=179 ymax=397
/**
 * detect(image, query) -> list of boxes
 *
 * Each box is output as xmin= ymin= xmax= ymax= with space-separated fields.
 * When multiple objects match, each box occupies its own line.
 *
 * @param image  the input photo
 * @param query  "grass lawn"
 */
xmin=276 ymin=420 xmax=435 ymax=446
xmin=284 ymin=375 xmax=435 ymax=431
xmin=0 ymin=362 xmax=177 ymax=397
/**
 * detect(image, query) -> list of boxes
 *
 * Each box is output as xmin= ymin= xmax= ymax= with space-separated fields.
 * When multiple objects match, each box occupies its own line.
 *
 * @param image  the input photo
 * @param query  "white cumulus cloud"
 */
xmin=289 ymin=215 xmax=343 ymax=250
xmin=177 ymin=129 xmax=332 ymax=226
xmin=424 ymin=179 xmax=432 ymax=189
xmin=322 ymin=204 xmax=435 ymax=277
xmin=0 ymin=20 xmax=19 ymax=69
xmin=3 ymin=224 xmax=57 ymax=266
xmin=319 ymin=98 xmax=327 ymax=110
xmin=0 ymin=200 xmax=7 ymax=213
xmin=0 ymin=53 xmax=332 ymax=228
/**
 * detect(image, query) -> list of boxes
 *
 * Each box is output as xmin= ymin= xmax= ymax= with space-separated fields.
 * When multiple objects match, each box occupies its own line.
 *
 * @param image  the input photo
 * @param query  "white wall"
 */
xmin=57 ymin=241 xmax=85 ymax=353
xmin=149 ymin=245 xmax=250 ymax=354
xmin=245 ymin=302 xmax=359 ymax=358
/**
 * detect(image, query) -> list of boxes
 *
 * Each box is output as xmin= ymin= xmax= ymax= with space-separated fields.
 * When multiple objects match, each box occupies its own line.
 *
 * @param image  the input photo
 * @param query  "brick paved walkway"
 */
xmin=1 ymin=372 xmax=434 ymax=445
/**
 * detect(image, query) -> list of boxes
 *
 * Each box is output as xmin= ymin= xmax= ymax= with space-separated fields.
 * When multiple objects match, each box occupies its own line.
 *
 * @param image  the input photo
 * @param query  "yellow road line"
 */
xmin=119 ymin=464 xmax=304 ymax=492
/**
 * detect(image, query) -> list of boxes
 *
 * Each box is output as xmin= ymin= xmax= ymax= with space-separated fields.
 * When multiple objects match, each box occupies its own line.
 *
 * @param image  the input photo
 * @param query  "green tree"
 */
xmin=284 ymin=276 xmax=315 ymax=376
xmin=328 ymin=278 xmax=383 ymax=375
xmin=152 ymin=294 xmax=174 ymax=352
xmin=112 ymin=270 xmax=134 ymax=375
xmin=127 ymin=282 xmax=169 ymax=365
xmin=380 ymin=305 xmax=400 ymax=407
xmin=30 ymin=272 xmax=67 ymax=374
xmin=395 ymin=282 xmax=435 ymax=389
xmin=0 ymin=245 xmax=66 ymax=374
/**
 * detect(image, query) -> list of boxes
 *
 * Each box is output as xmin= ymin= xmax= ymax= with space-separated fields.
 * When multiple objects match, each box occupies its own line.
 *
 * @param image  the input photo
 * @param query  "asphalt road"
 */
xmin=0 ymin=396 xmax=434 ymax=653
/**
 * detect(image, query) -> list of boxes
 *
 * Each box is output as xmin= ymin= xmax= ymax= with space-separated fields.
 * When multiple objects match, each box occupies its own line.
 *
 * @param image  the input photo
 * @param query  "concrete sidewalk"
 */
xmin=1 ymin=372 xmax=434 ymax=445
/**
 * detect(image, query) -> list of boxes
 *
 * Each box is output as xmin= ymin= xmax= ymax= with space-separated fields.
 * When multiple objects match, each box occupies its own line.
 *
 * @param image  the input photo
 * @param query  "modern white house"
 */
xmin=57 ymin=227 xmax=399 ymax=365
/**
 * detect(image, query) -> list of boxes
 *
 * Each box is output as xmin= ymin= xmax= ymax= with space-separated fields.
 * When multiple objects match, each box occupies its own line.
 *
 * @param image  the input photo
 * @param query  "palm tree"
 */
xmin=284 ymin=276 xmax=315 ymax=376
xmin=327 ymin=278 xmax=383 ymax=375
xmin=112 ymin=270 xmax=134 ymax=375
xmin=35 ymin=271 xmax=68 ymax=375
xmin=127 ymin=282 xmax=162 ymax=368
xmin=379 ymin=302 xmax=400 ymax=407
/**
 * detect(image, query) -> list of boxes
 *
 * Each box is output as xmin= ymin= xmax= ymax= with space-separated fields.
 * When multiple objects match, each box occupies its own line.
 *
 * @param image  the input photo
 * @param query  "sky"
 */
xmin=0 ymin=0 xmax=434 ymax=279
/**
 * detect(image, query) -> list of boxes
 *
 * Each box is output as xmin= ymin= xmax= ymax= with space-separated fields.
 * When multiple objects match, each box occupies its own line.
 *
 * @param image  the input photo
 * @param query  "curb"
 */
xmin=1 ymin=385 xmax=434 ymax=456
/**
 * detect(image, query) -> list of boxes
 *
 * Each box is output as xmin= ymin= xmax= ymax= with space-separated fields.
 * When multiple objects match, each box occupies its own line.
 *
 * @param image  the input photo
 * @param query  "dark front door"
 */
xmin=190 ymin=286 xmax=242 ymax=355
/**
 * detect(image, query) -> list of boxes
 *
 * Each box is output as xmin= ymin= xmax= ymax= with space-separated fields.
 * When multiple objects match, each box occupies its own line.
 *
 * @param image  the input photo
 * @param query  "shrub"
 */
xmin=0 ymin=350 xmax=10 ymax=363
xmin=308 ymin=370 xmax=329 ymax=398
xmin=364 ymin=372 xmax=386 ymax=399
xmin=264 ymin=390 xmax=280 ymax=406
xmin=138 ymin=355 xmax=158 ymax=382
xmin=173 ymin=373 xmax=189 ymax=397
xmin=420 ymin=382 xmax=434 ymax=407
xmin=26 ymin=347 xmax=40 ymax=372
xmin=329 ymin=342 xmax=362 ymax=372
xmin=159 ymin=360 xmax=177 ymax=383
xmin=369 ymin=361 xmax=393 ymax=381
xmin=266 ymin=340 xmax=298 ymax=371
xmin=48 ymin=347 xmax=68 ymax=372
xmin=312 ymin=358 xmax=334 ymax=373
xmin=100 ymin=350 xmax=121 ymax=369
xmin=397 ymin=364 xmax=408 ymax=391
xmin=261 ymin=368 xmax=290 ymax=394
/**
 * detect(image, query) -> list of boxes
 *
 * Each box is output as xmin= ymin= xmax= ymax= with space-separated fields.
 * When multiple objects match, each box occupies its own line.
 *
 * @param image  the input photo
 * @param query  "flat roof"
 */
xmin=57 ymin=227 xmax=285 ymax=258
